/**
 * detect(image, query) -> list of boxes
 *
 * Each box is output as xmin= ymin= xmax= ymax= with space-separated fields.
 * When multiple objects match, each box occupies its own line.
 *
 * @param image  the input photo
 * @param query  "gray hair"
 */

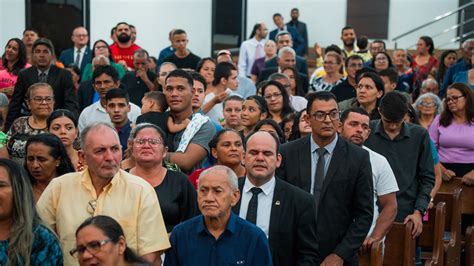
xmin=420 ymin=78 xmax=439 ymax=90
xmin=269 ymin=72 xmax=290 ymax=84
xmin=462 ymin=38 xmax=474 ymax=49
xmin=92 ymin=55 xmax=110 ymax=66
xmin=414 ymin=92 xmax=443 ymax=114
xmin=278 ymin=46 xmax=296 ymax=58
xmin=80 ymin=122 xmax=118 ymax=150
xmin=159 ymin=62 xmax=177 ymax=72
xmin=198 ymin=165 xmax=239 ymax=192
xmin=275 ymin=31 xmax=292 ymax=42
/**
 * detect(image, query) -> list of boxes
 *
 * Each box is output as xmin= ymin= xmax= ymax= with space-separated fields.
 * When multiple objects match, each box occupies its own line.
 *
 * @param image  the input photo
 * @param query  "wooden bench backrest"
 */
xmin=439 ymin=178 xmax=474 ymax=214
xmin=383 ymin=221 xmax=416 ymax=266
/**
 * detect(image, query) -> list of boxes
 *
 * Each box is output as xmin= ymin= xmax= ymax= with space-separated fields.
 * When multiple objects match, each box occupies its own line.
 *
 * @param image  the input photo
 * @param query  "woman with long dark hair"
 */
xmin=428 ymin=83 xmax=474 ymax=183
xmin=0 ymin=158 xmax=63 ymax=265
xmin=434 ymin=50 xmax=457 ymax=86
xmin=412 ymin=36 xmax=439 ymax=88
xmin=0 ymin=38 xmax=30 ymax=99
xmin=261 ymin=80 xmax=295 ymax=124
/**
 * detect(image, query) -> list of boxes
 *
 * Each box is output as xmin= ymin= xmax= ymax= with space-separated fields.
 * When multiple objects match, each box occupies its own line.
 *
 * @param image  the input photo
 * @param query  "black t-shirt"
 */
xmin=121 ymin=71 xmax=157 ymax=106
xmin=154 ymin=170 xmax=199 ymax=232
xmin=331 ymin=79 xmax=356 ymax=103
xmin=163 ymin=52 xmax=201 ymax=70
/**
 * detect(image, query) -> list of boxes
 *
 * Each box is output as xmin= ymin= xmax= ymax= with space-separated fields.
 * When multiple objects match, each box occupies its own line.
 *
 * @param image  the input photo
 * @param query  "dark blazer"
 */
xmin=6 ymin=65 xmax=79 ymax=131
xmin=58 ymin=47 xmax=92 ymax=71
xmin=269 ymin=26 xmax=306 ymax=56
xmin=264 ymin=55 xmax=308 ymax=76
xmin=287 ymin=20 xmax=308 ymax=55
xmin=277 ymin=135 xmax=374 ymax=265
xmin=233 ymin=177 xmax=319 ymax=266
xmin=257 ymin=67 xmax=309 ymax=94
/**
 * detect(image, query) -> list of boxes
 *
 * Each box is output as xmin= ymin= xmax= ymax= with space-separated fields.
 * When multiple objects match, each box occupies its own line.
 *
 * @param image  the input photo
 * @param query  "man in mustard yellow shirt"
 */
xmin=37 ymin=122 xmax=170 ymax=266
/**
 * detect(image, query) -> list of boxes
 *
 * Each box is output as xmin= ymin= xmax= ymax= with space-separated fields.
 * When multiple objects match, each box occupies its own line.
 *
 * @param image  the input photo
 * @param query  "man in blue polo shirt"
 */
xmin=164 ymin=165 xmax=272 ymax=266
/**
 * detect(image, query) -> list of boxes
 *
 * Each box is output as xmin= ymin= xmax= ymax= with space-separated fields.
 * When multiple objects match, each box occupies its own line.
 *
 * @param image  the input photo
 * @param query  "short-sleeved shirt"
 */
xmin=121 ymin=70 xmax=158 ymax=106
xmin=0 ymin=224 xmax=63 ymax=265
xmin=163 ymin=52 xmax=201 ymax=70
xmin=164 ymin=213 xmax=272 ymax=266
xmin=109 ymin=43 xmax=141 ymax=69
xmin=363 ymin=146 xmax=399 ymax=235
xmin=428 ymin=115 xmax=474 ymax=164
xmin=37 ymin=169 xmax=170 ymax=266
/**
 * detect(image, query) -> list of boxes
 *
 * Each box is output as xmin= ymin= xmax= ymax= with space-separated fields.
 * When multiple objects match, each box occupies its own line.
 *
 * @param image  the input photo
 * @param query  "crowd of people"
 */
xmin=0 ymin=7 xmax=473 ymax=266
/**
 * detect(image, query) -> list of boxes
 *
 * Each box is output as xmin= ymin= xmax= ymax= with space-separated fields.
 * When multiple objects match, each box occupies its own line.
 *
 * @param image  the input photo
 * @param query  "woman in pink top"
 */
xmin=429 ymin=83 xmax=474 ymax=184
xmin=0 ymin=38 xmax=30 ymax=100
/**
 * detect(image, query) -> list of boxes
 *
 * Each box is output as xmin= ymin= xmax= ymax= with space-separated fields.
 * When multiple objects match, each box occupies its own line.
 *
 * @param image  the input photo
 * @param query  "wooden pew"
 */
xmin=359 ymin=240 xmax=383 ymax=266
xmin=433 ymin=189 xmax=462 ymax=265
xmin=439 ymin=178 xmax=474 ymax=266
xmin=420 ymin=202 xmax=446 ymax=266
xmin=383 ymin=221 xmax=416 ymax=266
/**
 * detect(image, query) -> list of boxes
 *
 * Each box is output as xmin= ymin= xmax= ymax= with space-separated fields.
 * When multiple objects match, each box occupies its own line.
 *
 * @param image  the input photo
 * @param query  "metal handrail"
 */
xmin=392 ymin=1 xmax=474 ymax=42
xmin=438 ymin=30 xmax=474 ymax=48
xmin=404 ymin=18 xmax=474 ymax=49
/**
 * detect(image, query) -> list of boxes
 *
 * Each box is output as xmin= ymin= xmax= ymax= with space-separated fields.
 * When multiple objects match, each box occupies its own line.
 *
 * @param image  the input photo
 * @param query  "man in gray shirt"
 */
xmin=364 ymin=91 xmax=434 ymax=238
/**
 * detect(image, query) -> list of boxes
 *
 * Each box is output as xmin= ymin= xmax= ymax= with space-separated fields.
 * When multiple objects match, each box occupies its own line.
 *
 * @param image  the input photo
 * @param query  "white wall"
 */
xmin=247 ymin=0 xmax=347 ymax=49
xmin=388 ymin=0 xmax=458 ymax=49
xmin=0 ymin=0 xmax=461 ymax=58
xmin=247 ymin=0 xmax=459 ymax=50
xmin=90 ymin=0 xmax=212 ymax=58
xmin=0 ymin=0 xmax=25 ymax=50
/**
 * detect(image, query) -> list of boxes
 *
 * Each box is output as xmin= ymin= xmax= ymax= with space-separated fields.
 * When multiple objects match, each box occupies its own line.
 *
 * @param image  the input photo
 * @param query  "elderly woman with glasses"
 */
xmin=128 ymin=123 xmax=198 ymax=233
xmin=7 ymin=83 xmax=54 ymax=165
xmin=428 ymin=83 xmax=474 ymax=184
xmin=414 ymin=92 xmax=442 ymax=129
xmin=71 ymin=215 xmax=149 ymax=266
xmin=0 ymin=158 xmax=63 ymax=265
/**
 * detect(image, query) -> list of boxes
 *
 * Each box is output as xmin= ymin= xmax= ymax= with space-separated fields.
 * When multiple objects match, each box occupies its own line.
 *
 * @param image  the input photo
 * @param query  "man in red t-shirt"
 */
xmin=109 ymin=22 xmax=141 ymax=70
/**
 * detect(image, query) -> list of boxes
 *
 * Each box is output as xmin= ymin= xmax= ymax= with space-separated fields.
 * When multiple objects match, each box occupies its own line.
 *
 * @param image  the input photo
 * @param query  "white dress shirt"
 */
xmin=239 ymin=177 xmax=275 ymax=238
xmin=78 ymin=100 xmax=142 ymax=132
xmin=310 ymin=134 xmax=338 ymax=194
xmin=74 ymin=46 xmax=87 ymax=68
xmin=238 ymin=37 xmax=266 ymax=77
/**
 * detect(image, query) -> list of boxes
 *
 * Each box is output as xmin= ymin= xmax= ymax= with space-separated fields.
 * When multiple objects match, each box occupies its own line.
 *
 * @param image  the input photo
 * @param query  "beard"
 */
xmin=117 ymin=33 xmax=131 ymax=44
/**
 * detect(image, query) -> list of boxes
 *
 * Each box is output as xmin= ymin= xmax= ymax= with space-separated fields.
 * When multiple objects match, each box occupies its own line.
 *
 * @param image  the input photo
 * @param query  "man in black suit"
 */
xmin=6 ymin=38 xmax=78 ymax=130
xmin=264 ymin=31 xmax=308 ymax=75
xmin=258 ymin=47 xmax=309 ymax=93
xmin=58 ymin=26 xmax=92 ymax=71
xmin=269 ymin=13 xmax=305 ymax=56
xmin=277 ymin=91 xmax=373 ymax=265
xmin=233 ymin=131 xmax=319 ymax=266
xmin=287 ymin=8 xmax=308 ymax=55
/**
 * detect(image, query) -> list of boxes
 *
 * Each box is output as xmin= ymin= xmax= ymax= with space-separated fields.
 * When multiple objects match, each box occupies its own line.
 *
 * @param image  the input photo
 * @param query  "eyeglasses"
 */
xmin=134 ymin=138 xmax=163 ymax=146
xmin=29 ymin=96 xmax=54 ymax=104
xmin=74 ymin=34 xmax=89 ymax=38
xmin=323 ymin=61 xmax=336 ymax=65
xmin=87 ymin=199 xmax=97 ymax=215
xmin=310 ymin=110 xmax=340 ymax=121
xmin=446 ymin=95 xmax=464 ymax=103
xmin=264 ymin=92 xmax=282 ymax=100
xmin=420 ymin=102 xmax=435 ymax=107
xmin=69 ymin=239 xmax=112 ymax=258
xmin=375 ymin=57 xmax=388 ymax=62
xmin=94 ymin=45 xmax=107 ymax=50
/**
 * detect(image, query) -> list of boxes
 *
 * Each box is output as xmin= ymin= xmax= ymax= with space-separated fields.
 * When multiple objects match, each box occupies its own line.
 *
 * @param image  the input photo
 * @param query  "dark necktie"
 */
xmin=39 ymin=72 xmax=47 ymax=82
xmin=313 ymin=148 xmax=327 ymax=213
xmin=74 ymin=49 xmax=81 ymax=67
xmin=246 ymin=187 xmax=263 ymax=224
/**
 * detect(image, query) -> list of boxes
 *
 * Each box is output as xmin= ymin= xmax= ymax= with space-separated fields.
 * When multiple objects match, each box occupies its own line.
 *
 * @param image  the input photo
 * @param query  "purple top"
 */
xmin=428 ymin=115 xmax=474 ymax=164
xmin=251 ymin=57 xmax=267 ymax=76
